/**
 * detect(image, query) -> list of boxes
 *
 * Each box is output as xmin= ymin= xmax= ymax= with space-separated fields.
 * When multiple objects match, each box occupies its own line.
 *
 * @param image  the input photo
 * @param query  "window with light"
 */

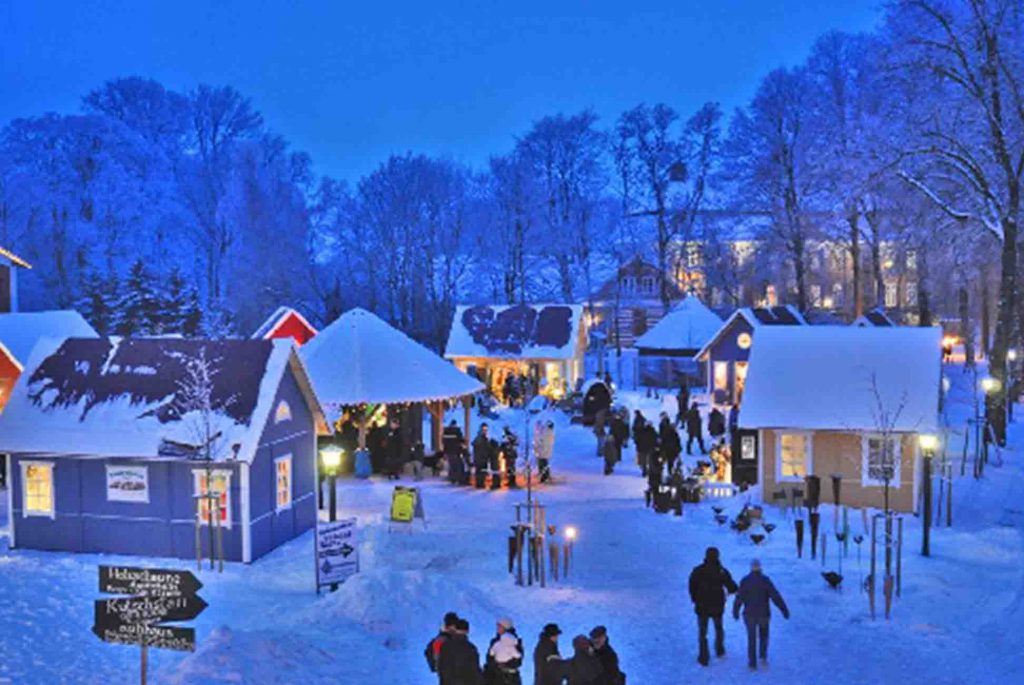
xmin=713 ymin=362 xmax=729 ymax=391
xmin=864 ymin=435 xmax=900 ymax=485
xmin=194 ymin=470 xmax=231 ymax=526
xmin=275 ymin=456 xmax=292 ymax=511
xmin=778 ymin=434 xmax=809 ymax=480
xmin=23 ymin=462 xmax=54 ymax=516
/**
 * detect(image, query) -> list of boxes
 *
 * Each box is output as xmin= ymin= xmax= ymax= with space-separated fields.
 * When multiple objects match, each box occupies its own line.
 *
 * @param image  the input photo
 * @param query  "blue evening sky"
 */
xmin=1 ymin=1 xmax=882 ymax=181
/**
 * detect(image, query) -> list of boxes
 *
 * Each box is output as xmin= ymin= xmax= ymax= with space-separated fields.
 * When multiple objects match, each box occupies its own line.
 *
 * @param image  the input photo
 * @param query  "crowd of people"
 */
xmin=436 ymin=419 xmax=558 ymax=490
xmin=425 ymin=613 xmax=626 ymax=685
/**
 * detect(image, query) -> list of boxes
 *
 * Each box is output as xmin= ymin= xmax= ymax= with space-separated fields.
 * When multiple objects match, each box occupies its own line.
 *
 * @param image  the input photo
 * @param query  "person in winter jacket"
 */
xmin=685 ymin=403 xmax=706 ymax=455
xmin=659 ymin=416 xmax=682 ymax=474
xmin=634 ymin=415 xmax=654 ymax=477
xmin=689 ymin=546 xmax=739 ymax=665
xmin=425 ymin=612 xmax=461 ymax=677
xmin=385 ymin=419 xmax=406 ymax=480
xmin=501 ymin=427 xmax=519 ymax=489
xmin=609 ymin=413 xmax=629 ymax=452
xmin=485 ymin=618 xmax=524 ymax=685
xmin=593 ymin=408 xmax=608 ymax=456
xmin=439 ymin=618 xmax=484 ymax=685
xmin=565 ymin=634 xmax=604 ymax=685
xmin=676 ymin=383 xmax=690 ymax=428
xmin=488 ymin=438 xmax=502 ymax=490
xmin=589 ymin=626 xmax=624 ymax=685
xmin=473 ymin=424 xmax=493 ymax=489
xmin=733 ymin=559 xmax=790 ymax=670
xmin=533 ymin=623 xmax=565 ymax=685
xmin=534 ymin=421 xmax=555 ymax=484
xmin=707 ymin=408 xmax=726 ymax=442
xmin=444 ymin=420 xmax=467 ymax=485
xmin=601 ymin=432 xmax=620 ymax=475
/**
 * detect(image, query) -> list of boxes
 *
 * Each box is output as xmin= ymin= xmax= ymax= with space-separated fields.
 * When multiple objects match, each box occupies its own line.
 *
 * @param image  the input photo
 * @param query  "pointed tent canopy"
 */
xmin=300 ymin=308 xmax=484 ymax=411
xmin=634 ymin=295 xmax=722 ymax=352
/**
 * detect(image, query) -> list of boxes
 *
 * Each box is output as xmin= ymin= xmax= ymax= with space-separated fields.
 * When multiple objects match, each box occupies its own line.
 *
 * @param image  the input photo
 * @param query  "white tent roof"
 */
xmin=0 ymin=310 xmax=98 ymax=366
xmin=634 ymin=295 xmax=722 ymax=351
xmin=739 ymin=326 xmax=942 ymax=433
xmin=301 ymin=308 xmax=483 ymax=409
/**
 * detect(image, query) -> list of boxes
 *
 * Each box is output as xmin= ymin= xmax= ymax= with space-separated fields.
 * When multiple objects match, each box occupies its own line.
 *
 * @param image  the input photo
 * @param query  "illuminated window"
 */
xmin=832 ymin=283 xmax=844 ymax=307
xmin=193 ymin=470 xmax=232 ymax=528
xmin=21 ymin=462 xmax=54 ymax=517
xmin=640 ymin=276 xmax=656 ymax=295
xmin=905 ymin=282 xmax=918 ymax=307
xmin=884 ymin=283 xmax=898 ymax=308
xmin=275 ymin=455 xmax=292 ymax=511
xmin=777 ymin=433 xmax=811 ymax=482
xmin=713 ymin=362 xmax=729 ymax=391
xmin=863 ymin=435 xmax=901 ymax=486
xmin=274 ymin=400 xmax=292 ymax=424
xmin=765 ymin=285 xmax=778 ymax=306
xmin=906 ymin=251 xmax=917 ymax=270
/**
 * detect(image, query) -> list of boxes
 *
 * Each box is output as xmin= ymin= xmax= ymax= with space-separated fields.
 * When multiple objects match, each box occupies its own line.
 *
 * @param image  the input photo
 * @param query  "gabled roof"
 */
xmin=0 ymin=245 xmax=31 ymax=269
xmin=853 ymin=309 xmax=897 ymax=327
xmin=445 ymin=304 xmax=586 ymax=361
xmin=590 ymin=257 xmax=685 ymax=302
xmin=696 ymin=305 xmax=807 ymax=360
xmin=302 ymin=308 xmax=483 ymax=410
xmin=0 ymin=310 xmax=98 ymax=367
xmin=252 ymin=306 xmax=318 ymax=341
xmin=0 ymin=338 xmax=329 ymax=461
xmin=738 ymin=327 xmax=942 ymax=433
xmin=634 ymin=295 xmax=722 ymax=352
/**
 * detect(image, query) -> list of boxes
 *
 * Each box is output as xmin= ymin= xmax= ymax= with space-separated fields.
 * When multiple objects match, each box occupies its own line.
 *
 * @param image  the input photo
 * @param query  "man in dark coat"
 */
xmin=659 ymin=415 xmax=682 ymax=475
xmin=733 ymin=559 xmax=790 ymax=670
xmin=685 ymin=402 xmax=706 ymax=455
xmin=385 ymin=419 xmax=406 ymax=480
xmin=689 ymin=546 xmax=738 ymax=665
xmin=472 ymin=424 xmax=492 ymax=489
xmin=634 ymin=414 xmax=654 ymax=477
xmin=589 ymin=626 xmax=624 ymax=685
xmin=425 ymin=612 xmax=460 ymax=677
xmin=444 ymin=420 xmax=467 ymax=485
xmin=609 ymin=412 xmax=629 ymax=453
xmin=439 ymin=618 xmax=484 ymax=685
xmin=644 ymin=424 xmax=662 ymax=506
xmin=707 ymin=407 xmax=726 ymax=443
xmin=485 ymin=618 xmax=524 ymax=685
xmin=501 ymin=428 xmax=520 ymax=489
xmin=565 ymin=634 xmax=604 ymax=685
xmin=676 ymin=383 xmax=690 ymax=428
xmin=533 ymin=623 xmax=565 ymax=685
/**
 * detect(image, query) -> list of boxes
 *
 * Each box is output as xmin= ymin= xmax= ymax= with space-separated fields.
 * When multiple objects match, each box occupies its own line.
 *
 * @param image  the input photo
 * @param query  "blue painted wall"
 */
xmin=705 ymin=316 xmax=754 ymax=404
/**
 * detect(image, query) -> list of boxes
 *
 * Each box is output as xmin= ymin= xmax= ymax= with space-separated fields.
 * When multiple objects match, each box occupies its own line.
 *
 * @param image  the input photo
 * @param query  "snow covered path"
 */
xmin=2 ymin=392 xmax=1024 ymax=684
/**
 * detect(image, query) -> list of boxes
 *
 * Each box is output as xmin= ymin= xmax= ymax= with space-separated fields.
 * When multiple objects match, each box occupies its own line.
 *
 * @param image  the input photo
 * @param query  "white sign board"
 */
xmin=106 ymin=465 xmax=149 ymax=503
xmin=316 ymin=517 xmax=359 ymax=589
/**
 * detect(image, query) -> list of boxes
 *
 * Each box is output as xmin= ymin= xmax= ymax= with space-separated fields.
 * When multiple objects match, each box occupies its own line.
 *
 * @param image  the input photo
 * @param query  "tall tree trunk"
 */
xmin=960 ymin=286 xmax=974 ymax=370
xmin=916 ymin=246 xmax=931 ymax=327
xmin=987 ymin=216 xmax=1018 ymax=445
xmin=848 ymin=209 xmax=862 ymax=319
xmin=980 ymin=274 xmax=991 ymax=359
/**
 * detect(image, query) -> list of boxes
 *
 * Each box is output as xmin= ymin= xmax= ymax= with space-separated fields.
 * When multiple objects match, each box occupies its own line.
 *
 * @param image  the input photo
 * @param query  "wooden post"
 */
xmin=194 ymin=501 xmax=202 ymax=572
xmin=462 ymin=396 xmax=472 ymax=443
xmin=140 ymin=640 xmax=148 ymax=685
xmin=869 ymin=515 xmax=877 ymax=620
xmin=922 ymin=452 xmax=932 ymax=556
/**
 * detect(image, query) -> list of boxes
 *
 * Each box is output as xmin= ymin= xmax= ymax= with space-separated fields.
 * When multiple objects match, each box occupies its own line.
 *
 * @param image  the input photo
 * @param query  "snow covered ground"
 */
xmin=1 ymin=367 xmax=1023 ymax=684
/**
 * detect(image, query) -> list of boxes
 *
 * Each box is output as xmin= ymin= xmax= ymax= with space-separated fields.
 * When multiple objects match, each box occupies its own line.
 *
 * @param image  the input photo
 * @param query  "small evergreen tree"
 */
xmin=77 ymin=272 xmax=117 ymax=335
xmin=183 ymin=286 xmax=203 ymax=337
xmin=116 ymin=259 xmax=160 ymax=336
xmin=159 ymin=267 xmax=190 ymax=335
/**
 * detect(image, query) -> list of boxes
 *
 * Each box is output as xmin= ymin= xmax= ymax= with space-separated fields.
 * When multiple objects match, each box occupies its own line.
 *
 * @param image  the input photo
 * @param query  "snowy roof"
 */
xmin=252 ymin=306 xmax=318 ymax=340
xmin=302 ymin=308 xmax=483 ymax=409
xmin=853 ymin=309 xmax=897 ymax=327
xmin=738 ymin=327 xmax=942 ymax=433
xmin=634 ymin=295 xmax=722 ymax=352
xmin=696 ymin=305 xmax=807 ymax=360
xmin=445 ymin=304 xmax=585 ymax=360
xmin=0 ymin=338 xmax=329 ymax=461
xmin=0 ymin=310 xmax=98 ymax=366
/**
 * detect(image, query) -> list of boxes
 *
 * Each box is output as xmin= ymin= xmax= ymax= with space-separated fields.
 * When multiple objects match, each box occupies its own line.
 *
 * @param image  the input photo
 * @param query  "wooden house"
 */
xmin=588 ymin=257 xmax=685 ymax=349
xmin=633 ymin=294 xmax=722 ymax=387
xmin=444 ymin=304 xmax=587 ymax=401
xmin=252 ymin=306 xmax=318 ymax=346
xmin=0 ymin=245 xmax=30 ymax=314
xmin=0 ymin=338 xmax=330 ymax=562
xmin=695 ymin=305 xmax=807 ymax=405
xmin=738 ymin=326 xmax=942 ymax=512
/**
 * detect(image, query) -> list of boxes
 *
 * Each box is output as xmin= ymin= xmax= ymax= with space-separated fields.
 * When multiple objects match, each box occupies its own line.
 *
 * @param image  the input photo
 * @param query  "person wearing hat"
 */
xmin=565 ymin=634 xmax=603 ymax=685
xmin=439 ymin=618 xmax=484 ymax=684
xmin=733 ymin=559 xmax=790 ymax=670
xmin=533 ymin=623 xmax=565 ymax=685
xmin=425 ymin=612 xmax=460 ymax=677
xmin=589 ymin=626 xmax=625 ymax=685
xmin=689 ymin=546 xmax=738 ymax=666
xmin=485 ymin=617 xmax=524 ymax=685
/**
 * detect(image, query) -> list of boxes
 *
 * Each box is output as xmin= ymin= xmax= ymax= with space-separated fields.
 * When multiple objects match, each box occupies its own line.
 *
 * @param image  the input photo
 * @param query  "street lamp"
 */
xmin=562 ymin=526 xmax=578 ymax=578
xmin=918 ymin=434 xmax=939 ymax=557
xmin=980 ymin=377 xmax=1000 ymax=394
xmin=320 ymin=445 xmax=344 ymax=523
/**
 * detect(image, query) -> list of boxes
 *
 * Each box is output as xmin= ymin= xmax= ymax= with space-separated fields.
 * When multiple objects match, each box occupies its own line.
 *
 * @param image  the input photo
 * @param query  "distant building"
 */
xmin=633 ymin=295 xmax=722 ymax=387
xmin=252 ymin=306 xmax=318 ymax=346
xmin=739 ymin=326 xmax=941 ymax=513
xmin=588 ymin=257 xmax=685 ymax=349
xmin=0 ymin=338 xmax=330 ymax=562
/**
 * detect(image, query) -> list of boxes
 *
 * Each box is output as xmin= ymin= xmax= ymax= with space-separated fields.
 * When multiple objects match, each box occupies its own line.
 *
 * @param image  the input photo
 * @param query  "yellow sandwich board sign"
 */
xmin=389 ymin=486 xmax=425 ymax=526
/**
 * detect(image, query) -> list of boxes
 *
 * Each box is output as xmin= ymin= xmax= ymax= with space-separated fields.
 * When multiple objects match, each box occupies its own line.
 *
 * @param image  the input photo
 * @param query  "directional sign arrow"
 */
xmin=92 ymin=622 xmax=195 ymax=652
xmin=339 ymin=543 xmax=355 ymax=558
xmin=99 ymin=566 xmax=202 ymax=598
xmin=95 ymin=594 xmax=208 ymax=627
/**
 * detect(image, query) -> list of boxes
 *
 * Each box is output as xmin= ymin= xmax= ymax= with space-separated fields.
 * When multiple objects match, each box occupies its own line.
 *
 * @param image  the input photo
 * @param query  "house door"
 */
xmin=731 ymin=429 xmax=758 ymax=487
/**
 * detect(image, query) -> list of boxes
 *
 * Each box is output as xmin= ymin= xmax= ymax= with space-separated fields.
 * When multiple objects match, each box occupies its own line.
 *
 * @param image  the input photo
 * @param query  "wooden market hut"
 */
xmin=444 ymin=304 xmax=587 ymax=402
xmin=633 ymin=295 xmax=722 ymax=388
xmin=300 ymin=308 xmax=484 ymax=460
xmin=738 ymin=326 xmax=942 ymax=512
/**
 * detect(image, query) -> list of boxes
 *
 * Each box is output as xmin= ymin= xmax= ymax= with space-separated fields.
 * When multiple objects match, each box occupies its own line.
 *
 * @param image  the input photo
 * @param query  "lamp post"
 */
xmin=918 ymin=434 xmax=938 ymax=557
xmin=563 ymin=526 xmax=577 ymax=578
xmin=980 ymin=377 xmax=1000 ymax=470
xmin=320 ymin=445 xmax=343 ymax=523
xmin=1006 ymin=348 xmax=1018 ymax=423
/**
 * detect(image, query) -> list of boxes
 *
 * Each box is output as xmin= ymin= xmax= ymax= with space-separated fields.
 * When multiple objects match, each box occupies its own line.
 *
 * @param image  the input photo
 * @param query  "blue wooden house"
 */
xmin=695 ymin=306 xmax=807 ymax=406
xmin=0 ymin=337 xmax=329 ymax=562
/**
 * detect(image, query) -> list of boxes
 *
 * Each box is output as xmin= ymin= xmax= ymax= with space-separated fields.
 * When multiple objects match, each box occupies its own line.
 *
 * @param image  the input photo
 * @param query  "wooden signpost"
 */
xmin=93 ymin=566 xmax=207 ymax=685
xmin=316 ymin=517 xmax=360 ymax=593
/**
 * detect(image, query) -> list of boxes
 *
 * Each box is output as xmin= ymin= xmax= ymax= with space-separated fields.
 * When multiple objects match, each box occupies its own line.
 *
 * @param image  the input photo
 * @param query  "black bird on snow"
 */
xmin=750 ymin=533 xmax=766 ymax=545
xmin=822 ymin=571 xmax=843 ymax=590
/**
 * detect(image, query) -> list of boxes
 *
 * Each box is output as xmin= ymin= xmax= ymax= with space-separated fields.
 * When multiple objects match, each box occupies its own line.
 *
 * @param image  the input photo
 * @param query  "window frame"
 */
xmin=274 ymin=454 xmax=293 ymax=512
xmin=861 ymin=433 xmax=902 ymax=488
xmin=713 ymin=361 xmax=729 ymax=392
xmin=20 ymin=460 xmax=55 ymax=519
xmin=192 ymin=468 xmax=233 ymax=529
xmin=775 ymin=432 xmax=813 ymax=483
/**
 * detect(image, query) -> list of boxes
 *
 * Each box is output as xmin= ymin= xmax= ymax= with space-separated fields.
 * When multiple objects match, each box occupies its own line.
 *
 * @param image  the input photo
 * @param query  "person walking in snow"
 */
xmin=707 ymin=407 xmax=726 ymax=444
xmin=589 ymin=626 xmax=624 ymax=685
xmin=533 ymin=623 xmax=565 ymax=685
xmin=593 ymin=407 xmax=608 ymax=456
xmin=601 ymin=431 xmax=620 ymax=475
xmin=444 ymin=420 xmax=467 ymax=485
xmin=685 ymin=402 xmax=706 ymax=455
xmin=473 ymin=424 xmax=493 ymax=489
xmin=644 ymin=424 xmax=662 ymax=505
xmin=425 ymin=612 xmax=461 ymax=677
xmin=565 ymin=634 xmax=604 ymax=685
xmin=659 ymin=415 xmax=682 ymax=475
xmin=733 ymin=559 xmax=790 ymax=670
xmin=485 ymin=618 xmax=524 ymax=685
xmin=439 ymin=618 xmax=484 ymax=685
xmin=689 ymin=546 xmax=738 ymax=666
xmin=535 ymin=420 xmax=556 ymax=484
xmin=501 ymin=427 xmax=520 ymax=489
xmin=634 ymin=414 xmax=654 ymax=477
xmin=676 ymin=383 xmax=690 ymax=428
xmin=609 ymin=411 xmax=629 ymax=453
